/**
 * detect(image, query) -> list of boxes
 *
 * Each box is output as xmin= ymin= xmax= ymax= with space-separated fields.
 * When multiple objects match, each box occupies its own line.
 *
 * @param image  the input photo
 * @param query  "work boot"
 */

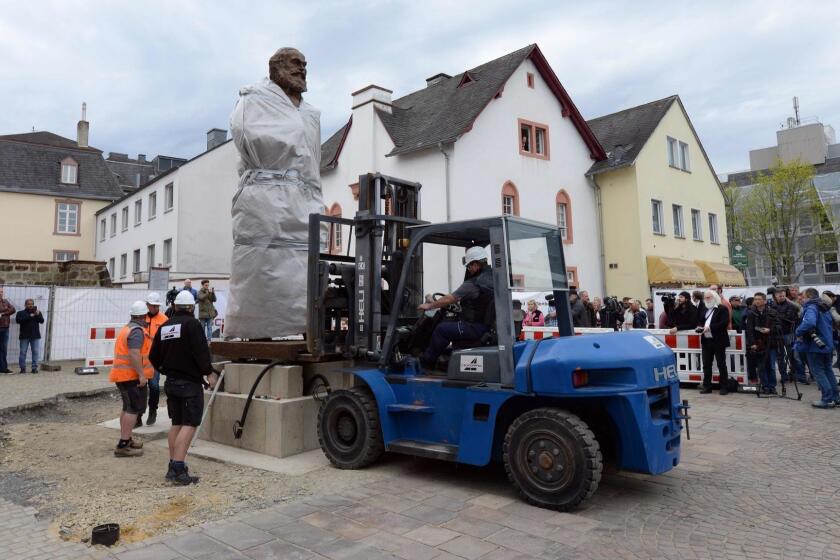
xmin=135 ymin=416 xmax=143 ymax=428
xmin=146 ymin=410 xmax=157 ymax=426
xmin=128 ymin=438 xmax=143 ymax=449
xmin=114 ymin=445 xmax=143 ymax=457
xmin=31 ymin=369 xmax=38 ymax=374
xmin=171 ymin=465 xmax=199 ymax=486
xmin=166 ymin=463 xmax=177 ymax=481
xmin=719 ymin=387 xmax=729 ymax=396
xmin=811 ymin=400 xmax=835 ymax=409
xmin=699 ymin=386 xmax=712 ymax=394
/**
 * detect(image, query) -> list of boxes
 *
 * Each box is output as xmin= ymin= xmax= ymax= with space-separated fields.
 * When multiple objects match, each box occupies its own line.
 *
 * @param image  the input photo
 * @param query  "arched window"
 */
xmin=60 ymin=157 xmax=78 ymax=184
xmin=501 ymin=181 xmax=520 ymax=216
xmin=328 ymin=203 xmax=343 ymax=254
xmin=555 ymin=190 xmax=573 ymax=243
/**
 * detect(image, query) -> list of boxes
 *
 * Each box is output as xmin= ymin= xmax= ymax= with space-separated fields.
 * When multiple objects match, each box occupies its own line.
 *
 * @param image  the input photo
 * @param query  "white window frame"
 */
xmin=672 ymin=204 xmax=684 ymax=238
xmin=134 ymin=199 xmax=142 ymax=226
xmin=164 ymin=183 xmax=174 ymax=212
xmin=651 ymin=199 xmax=664 ymax=235
xmin=147 ymin=244 xmax=156 ymax=269
xmin=148 ymin=191 xmax=157 ymax=219
xmin=679 ymin=141 xmax=690 ymax=171
xmin=803 ymin=253 xmax=818 ymax=275
xmin=535 ymin=127 xmax=546 ymax=156
xmin=56 ymin=202 xmax=79 ymax=234
xmin=61 ymin=161 xmax=78 ymax=184
xmin=100 ymin=218 xmax=106 ymax=242
xmin=108 ymin=257 xmax=115 ymax=277
xmin=502 ymin=195 xmax=515 ymax=216
xmin=121 ymin=207 xmax=129 ymax=231
xmin=709 ymin=213 xmax=719 ymax=244
xmin=691 ymin=209 xmax=702 ymax=241
xmin=110 ymin=213 xmax=116 ymax=237
xmin=163 ymin=238 xmax=172 ymax=265
xmin=556 ymin=202 xmax=568 ymax=240
xmin=132 ymin=249 xmax=141 ymax=274
xmin=823 ymin=252 xmax=839 ymax=274
xmin=54 ymin=250 xmax=78 ymax=262
xmin=120 ymin=253 xmax=127 ymax=278
xmin=667 ymin=136 xmax=678 ymax=167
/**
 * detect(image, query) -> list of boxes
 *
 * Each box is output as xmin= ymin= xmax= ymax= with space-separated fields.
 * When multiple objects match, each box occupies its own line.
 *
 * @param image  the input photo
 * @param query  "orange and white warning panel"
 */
xmin=520 ymin=327 xmax=752 ymax=387
xmin=85 ymin=323 xmax=123 ymax=367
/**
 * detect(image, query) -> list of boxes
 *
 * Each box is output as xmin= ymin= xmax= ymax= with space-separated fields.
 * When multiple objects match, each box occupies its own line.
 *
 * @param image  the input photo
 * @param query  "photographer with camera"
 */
xmin=772 ymin=289 xmax=807 ymax=385
xmin=795 ymin=288 xmax=839 ymax=409
xmin=668 ymin=291 xmax=697 ymax=333
xmin=745 ymin=293 xmax=777 ymax=393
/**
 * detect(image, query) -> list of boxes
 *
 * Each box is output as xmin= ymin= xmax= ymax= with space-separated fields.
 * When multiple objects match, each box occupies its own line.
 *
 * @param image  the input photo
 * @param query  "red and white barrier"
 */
xmin=85 ymin=323 xmax=123 ymax=367
xmin=521 ymin=326 xmax=752 ymax=387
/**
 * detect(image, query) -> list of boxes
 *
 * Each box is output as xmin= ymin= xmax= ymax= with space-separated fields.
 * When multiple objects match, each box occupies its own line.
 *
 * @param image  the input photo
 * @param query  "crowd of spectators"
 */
xmin=515 ymin=282 xmax=840 ymax=408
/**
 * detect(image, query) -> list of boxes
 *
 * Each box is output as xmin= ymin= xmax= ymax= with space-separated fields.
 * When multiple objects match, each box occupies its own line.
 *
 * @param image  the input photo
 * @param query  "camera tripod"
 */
xmin=756 ymin=330 xmax=803 ymax=401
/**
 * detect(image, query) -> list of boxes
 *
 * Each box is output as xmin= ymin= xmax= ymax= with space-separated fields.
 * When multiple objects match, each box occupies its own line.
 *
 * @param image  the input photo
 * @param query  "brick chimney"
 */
xmin=77 ymin=102 xmax=89 ymax=148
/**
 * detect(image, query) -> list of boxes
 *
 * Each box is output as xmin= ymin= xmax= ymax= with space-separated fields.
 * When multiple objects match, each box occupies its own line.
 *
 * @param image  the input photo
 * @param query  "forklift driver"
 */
xmin=417 ymin=246 xmax=494 ymax=369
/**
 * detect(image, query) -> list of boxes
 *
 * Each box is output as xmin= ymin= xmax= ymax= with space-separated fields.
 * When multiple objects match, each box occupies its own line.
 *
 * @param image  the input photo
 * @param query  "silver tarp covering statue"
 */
xmin=225 ymin=48 xmax=325 ymax=339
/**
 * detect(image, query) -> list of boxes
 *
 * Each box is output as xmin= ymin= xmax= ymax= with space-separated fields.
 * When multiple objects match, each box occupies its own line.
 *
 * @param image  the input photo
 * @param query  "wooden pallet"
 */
xmin=210 ymin=340 xmax=338 ymax=363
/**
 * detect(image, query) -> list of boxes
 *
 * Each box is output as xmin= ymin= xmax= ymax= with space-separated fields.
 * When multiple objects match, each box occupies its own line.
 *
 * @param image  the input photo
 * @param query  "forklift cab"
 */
xmin=381 ymin=216 xmax=573 ymax=386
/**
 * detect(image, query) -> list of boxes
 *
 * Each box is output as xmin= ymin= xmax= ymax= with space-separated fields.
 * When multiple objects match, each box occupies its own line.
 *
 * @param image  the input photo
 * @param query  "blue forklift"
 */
xmin=305 ymin=174 xmax=688 ymax=511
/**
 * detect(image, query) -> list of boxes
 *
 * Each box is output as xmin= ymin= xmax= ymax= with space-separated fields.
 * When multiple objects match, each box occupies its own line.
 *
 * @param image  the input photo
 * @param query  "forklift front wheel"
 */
xmin=503 ymin=408 xmax=603 ymax=511
xmin=317 ymin=387 xmax=384 ymax=469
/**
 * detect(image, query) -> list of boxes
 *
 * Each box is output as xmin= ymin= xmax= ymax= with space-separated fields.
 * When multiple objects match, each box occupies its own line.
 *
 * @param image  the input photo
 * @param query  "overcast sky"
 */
xmin=2 ymin=0 xmax=838 ymax=174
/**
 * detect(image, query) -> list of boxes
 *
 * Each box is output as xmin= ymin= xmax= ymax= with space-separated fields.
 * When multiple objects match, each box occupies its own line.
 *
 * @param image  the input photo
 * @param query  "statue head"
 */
xmin=269 ymin=47 xmax=307 ymax=100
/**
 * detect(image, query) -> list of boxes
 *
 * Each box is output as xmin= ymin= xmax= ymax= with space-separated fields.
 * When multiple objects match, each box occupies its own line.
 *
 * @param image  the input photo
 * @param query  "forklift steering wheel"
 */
xmin=433 ymin=292 xmax=460 ymax=314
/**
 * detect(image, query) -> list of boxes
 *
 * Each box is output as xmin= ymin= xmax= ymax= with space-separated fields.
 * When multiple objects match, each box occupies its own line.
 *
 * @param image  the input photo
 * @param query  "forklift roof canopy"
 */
xmin=408 ymin=216 xmax=558 ymax=247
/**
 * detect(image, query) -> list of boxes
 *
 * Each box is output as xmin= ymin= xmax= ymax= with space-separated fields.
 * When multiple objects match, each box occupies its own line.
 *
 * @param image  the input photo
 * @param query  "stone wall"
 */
xmin=0 ymin=259 xmax=112 ymax=287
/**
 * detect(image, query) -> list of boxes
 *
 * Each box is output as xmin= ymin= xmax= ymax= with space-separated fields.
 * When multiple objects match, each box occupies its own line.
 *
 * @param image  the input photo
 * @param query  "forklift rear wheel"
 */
xmin=317 ymin=387 xmax=384 ymax=469
xmin=503 ymin=408 xmax=602 ymax=511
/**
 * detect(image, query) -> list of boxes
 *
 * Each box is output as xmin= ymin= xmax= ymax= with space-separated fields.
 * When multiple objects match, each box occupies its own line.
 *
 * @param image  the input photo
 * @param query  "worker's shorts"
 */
xmin=164 ymin=379 xmax=204 ymax=427
xmin=116 ymin=381 xmax=148 ymax=415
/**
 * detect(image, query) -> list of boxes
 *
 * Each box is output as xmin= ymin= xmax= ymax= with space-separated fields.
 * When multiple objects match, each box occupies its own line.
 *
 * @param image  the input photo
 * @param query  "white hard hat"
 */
xmin=145 ymin=292 xmax=162 ymax=305
xmin=174 ymin=291 xmax=195 ymax=306
xmin=463 ymin=246 xmax=488 ymax=266
xmin=130 ymin=300 xmax=148 ymax=316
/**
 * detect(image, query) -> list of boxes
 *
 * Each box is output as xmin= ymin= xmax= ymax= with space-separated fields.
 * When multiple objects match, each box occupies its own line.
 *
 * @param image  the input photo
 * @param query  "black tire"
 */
xmin=317 ymin=387 xmax=384 ymax=469
xmin=503 ymin=408 xmax=602 ymax=511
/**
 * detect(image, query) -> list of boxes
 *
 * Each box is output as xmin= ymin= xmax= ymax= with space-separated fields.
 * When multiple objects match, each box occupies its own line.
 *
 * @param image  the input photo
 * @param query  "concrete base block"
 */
xmin=222 ymin=363 xmax=303 ymax=399
xmin=199 ymin=392 xmax=320 ymax=458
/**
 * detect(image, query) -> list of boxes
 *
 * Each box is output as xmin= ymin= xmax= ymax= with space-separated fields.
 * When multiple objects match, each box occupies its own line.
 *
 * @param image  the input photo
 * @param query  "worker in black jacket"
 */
xmin=149 ymin=291 xmax=217 ymax=485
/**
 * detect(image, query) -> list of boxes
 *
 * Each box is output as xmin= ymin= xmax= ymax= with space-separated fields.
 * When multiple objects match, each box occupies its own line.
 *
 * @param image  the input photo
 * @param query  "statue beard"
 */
xmin=271 ymin=70 xmax=307 ymax=96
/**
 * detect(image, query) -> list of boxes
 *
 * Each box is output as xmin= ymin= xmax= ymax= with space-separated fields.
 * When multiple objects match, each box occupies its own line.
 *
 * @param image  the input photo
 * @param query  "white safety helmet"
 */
xmin=463 ymin=246 xmax=488 ymax=266
xmin=130 ymin=300 xmax=148 ymax=316
xmin=145 ymin=292 xmax=162 ymax=305
xmin=174 ymin=291 xmax=196 ymax=306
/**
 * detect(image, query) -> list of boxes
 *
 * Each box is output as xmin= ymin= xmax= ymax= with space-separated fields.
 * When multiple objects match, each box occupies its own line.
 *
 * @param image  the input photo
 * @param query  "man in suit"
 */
xmin=698 ymin=289 xmax=731 ymax=395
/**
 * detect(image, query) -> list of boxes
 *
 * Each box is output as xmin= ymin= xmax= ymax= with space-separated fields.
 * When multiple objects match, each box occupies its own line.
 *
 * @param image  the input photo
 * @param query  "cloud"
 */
xmin=1 ymin=0 xmax=838 ymax=174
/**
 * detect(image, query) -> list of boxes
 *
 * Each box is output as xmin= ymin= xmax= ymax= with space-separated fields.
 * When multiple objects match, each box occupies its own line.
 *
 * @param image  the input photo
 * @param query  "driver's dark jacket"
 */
xmin=453 ymin=265 xmax=494 ymax=325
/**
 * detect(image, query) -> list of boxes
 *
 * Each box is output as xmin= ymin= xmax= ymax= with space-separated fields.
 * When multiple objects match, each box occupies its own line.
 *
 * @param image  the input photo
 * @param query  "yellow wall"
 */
xmin=0 ymin=192 xmax=107 ymax=261
xmin=599 ymin=101 xmax=730 ymax=299
xmin=598 ymin=166 xmax=644 ymax=297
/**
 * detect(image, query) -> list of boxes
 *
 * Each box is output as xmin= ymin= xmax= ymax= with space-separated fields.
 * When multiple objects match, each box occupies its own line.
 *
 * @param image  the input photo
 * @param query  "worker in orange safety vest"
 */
xmin=144 ymin=292 xmax=168 ymax=427
xmin=109 ymin=301 xmax=154 ymax=457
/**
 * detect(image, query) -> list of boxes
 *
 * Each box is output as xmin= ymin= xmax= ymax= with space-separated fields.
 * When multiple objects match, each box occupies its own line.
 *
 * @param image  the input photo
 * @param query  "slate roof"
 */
xmin=321 ymin=44 xmax=605 ymax=168
xmin=585 ymin=96 xmax=677 ymax=175
xmin=0 ymin=132 xmax=123 ymax=201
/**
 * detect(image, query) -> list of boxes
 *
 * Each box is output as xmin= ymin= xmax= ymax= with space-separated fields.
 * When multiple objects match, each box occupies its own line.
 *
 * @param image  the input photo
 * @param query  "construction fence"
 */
xmin=1 ymin=285 xmax=229 ymax=362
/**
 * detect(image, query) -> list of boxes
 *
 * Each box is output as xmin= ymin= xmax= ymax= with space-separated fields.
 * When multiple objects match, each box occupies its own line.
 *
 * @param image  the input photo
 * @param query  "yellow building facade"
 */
xmin=0 ymin=191 xmax=108 ymax=261
xmin=588 ymin=96 xmax=743 ymax=300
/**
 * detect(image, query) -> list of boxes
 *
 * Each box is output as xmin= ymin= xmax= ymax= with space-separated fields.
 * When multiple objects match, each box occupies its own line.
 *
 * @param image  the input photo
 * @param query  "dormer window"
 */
xmin=60 ymin=157 xmax=78 ymax=184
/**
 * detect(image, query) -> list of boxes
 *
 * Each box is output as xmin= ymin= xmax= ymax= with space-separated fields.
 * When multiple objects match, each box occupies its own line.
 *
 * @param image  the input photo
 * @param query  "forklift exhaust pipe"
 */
xmin=233 ymin=360 xmax=283 ymax=439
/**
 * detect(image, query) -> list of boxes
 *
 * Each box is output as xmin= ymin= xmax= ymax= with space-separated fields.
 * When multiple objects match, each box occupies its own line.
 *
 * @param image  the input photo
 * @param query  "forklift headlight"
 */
xmin=572 ymin=368 xmax=589 ymax=388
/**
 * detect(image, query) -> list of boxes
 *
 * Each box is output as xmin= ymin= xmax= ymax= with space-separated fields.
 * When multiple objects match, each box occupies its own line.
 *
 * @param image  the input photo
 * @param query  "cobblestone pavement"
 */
xmin=4 ymin=384 xmax=840 ymax=559
xmin=0 ymin=361 xmax=112 ymax=412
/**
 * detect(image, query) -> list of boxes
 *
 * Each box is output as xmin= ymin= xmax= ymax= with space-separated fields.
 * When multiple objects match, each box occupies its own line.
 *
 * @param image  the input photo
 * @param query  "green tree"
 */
xmin=731 ymin=158 xmax=830 ymax=283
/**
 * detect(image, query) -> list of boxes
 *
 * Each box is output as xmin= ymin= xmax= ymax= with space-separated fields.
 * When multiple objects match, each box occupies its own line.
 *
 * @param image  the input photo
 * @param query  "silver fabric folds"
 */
xmin=225 ymin=79 xmax=324 ymax=339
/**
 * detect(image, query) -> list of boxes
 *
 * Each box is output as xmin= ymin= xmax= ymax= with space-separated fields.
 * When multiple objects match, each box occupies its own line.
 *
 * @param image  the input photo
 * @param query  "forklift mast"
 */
xmin=306 ymin=173 xmax=424 ymax=359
